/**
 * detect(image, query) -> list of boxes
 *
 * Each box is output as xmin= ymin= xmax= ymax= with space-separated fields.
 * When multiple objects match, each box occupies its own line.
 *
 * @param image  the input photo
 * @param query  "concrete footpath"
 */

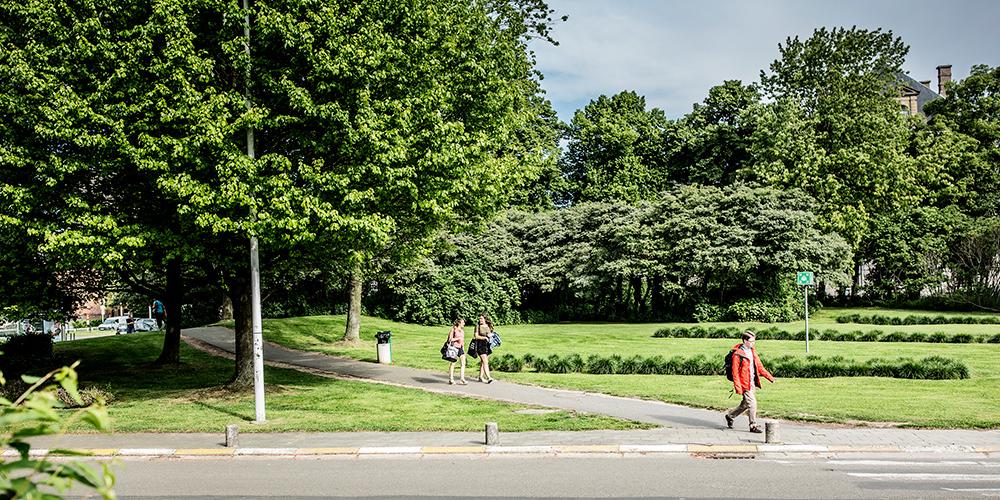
xmin=23 ymin=326 xmax=1000 ymax=458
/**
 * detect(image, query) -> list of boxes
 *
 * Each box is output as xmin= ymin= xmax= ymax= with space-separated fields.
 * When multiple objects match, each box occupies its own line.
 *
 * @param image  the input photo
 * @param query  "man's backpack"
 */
xmin=724 ymin=349 xmax=737 ymax=381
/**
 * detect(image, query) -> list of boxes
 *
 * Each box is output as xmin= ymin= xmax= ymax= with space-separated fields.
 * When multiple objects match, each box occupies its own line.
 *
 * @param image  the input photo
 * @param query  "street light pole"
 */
xmin=243 ymin=0 xmax=265 ymax=423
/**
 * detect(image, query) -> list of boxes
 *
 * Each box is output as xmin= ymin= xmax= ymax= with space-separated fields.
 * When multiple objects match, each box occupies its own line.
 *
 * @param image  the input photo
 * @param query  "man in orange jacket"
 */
xmin=725 ymin=330 xmax=775 ymax=433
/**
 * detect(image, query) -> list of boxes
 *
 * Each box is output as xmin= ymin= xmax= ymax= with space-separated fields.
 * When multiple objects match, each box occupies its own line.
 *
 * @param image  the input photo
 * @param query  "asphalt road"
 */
xmin=72 ymin=454 xmax=1000 ymax=499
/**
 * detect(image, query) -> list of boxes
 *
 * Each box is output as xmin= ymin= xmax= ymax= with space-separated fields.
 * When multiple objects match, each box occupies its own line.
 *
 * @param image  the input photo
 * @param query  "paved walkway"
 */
xmin=25 ymin=326 xmax=1000 ymax=455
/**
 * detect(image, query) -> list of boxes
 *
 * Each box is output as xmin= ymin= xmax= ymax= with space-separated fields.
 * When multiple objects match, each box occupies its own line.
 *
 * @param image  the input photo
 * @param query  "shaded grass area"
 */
xmin=52 ymin=334 xmax=648 ymax=432
xmin=251 ymin=312 xmax=1000 ymax=428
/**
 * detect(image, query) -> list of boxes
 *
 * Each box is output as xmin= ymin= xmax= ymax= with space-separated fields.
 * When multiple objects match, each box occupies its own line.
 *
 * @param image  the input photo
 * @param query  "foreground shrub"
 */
xmin=1 ymin=363 xmax=116 ymax=498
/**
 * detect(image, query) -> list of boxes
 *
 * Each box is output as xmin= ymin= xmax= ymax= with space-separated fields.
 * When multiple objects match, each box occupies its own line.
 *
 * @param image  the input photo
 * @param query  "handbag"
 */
xmin=467 ymin=339 xmax=479 ymax=358
xmin=441 ymin=342 xmax=459 ymax=362
xmin=489 ymin=331 xmax=502 ymax=349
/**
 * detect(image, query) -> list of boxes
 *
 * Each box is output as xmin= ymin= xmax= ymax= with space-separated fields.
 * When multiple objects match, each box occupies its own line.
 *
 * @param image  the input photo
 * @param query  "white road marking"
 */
xmin=830 ymin=460 xmax=998 ymax=467
xmin=849 ymin=473 xmax=1000 ymax=481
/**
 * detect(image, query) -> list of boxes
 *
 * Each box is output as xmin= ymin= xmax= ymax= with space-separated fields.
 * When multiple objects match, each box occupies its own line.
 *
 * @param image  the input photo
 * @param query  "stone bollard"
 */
xmin=485 ymin=422 xmax=499 ymax=445
xmin=764 ymin=421 xmax=780 ymax=443
xmin=225 ymin=424 xmax=239 ymax=448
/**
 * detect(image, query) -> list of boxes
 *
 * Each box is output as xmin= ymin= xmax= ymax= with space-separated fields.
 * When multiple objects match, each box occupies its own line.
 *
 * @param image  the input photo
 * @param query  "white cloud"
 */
xmin=530 ymin=0 xmax=1000 ymax=120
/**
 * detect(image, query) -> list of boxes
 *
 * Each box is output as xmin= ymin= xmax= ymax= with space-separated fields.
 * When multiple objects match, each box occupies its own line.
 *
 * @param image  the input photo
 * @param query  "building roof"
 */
xmin=895 ymin=71 xmax=941 ymax=115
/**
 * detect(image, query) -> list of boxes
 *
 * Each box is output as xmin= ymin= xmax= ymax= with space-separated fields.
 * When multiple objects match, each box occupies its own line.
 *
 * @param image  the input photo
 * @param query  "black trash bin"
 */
xmin=375 ymin=330 xmax=392 ymax=364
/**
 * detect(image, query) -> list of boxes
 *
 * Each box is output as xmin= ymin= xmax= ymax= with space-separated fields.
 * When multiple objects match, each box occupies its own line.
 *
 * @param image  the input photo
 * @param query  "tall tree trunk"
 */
xmin=342 ymin=263 xmax=362 ymax=342
xmin=852 ymin=260 xmax=863 ymax=298
xmin=650 ymin=275 xmax=663 ymax=320
xmin=155 ymin=258 xmax=183 ymax=365
xmin=228 ymin=273 xmax=253 ymax=389
xmin=631 ymin=275 xmax=643 ymax=320
xmin=613 ymin=277 xmax=624 ymax=319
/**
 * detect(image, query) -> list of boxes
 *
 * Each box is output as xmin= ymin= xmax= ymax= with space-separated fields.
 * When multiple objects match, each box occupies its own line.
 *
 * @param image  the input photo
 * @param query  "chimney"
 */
xmin=919 ymin=80 xmax=932 ymax=88
xmin=937 ymin=65 xmax=952 ymax=97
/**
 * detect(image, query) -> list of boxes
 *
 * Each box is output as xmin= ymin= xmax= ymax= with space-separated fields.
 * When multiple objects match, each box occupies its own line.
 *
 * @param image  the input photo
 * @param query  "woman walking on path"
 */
xmin=473 ymin=314 xmax=495 ymax=383
xmin=446 ymin=318 xmax=468 ymax=385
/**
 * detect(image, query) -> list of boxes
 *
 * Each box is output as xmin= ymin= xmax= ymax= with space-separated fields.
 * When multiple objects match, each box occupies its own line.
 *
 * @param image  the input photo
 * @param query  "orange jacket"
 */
xmin=730 ymin=343 xmax=774 ymax=394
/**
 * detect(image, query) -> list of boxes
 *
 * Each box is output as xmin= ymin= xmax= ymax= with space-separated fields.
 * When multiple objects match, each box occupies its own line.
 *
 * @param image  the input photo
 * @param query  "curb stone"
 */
xmin=8 ymin=444 xmax=993 ymax=458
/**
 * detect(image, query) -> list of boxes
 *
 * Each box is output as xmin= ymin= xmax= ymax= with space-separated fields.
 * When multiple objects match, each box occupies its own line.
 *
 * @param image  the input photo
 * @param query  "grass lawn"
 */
xmin=48 ymin=333 xmax=648 ymax=433
xmin=251 ymin=309 xmax=1000 ymax=429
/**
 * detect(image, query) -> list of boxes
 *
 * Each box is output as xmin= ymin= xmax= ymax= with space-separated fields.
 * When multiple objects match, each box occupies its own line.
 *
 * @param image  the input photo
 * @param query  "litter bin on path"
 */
xmin=375 ymin=330 xmax=392 ymax=364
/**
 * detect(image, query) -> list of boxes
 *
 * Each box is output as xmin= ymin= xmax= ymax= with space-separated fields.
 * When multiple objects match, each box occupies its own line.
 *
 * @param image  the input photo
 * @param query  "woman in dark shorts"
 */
xmin=446 ymin=318 xmax=467 ymax=385
xmin=473 ymin=314 xmax=495 ymax=383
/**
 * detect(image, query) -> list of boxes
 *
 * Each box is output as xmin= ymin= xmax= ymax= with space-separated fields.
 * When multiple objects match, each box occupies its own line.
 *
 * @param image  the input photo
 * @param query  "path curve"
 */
xmin=183 ymin=326 xmax=771 ymax=429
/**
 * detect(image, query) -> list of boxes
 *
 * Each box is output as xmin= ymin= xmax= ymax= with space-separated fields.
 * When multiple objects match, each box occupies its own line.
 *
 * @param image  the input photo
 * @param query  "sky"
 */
xmin=528 ymin=0 xmax=1000 ymax=121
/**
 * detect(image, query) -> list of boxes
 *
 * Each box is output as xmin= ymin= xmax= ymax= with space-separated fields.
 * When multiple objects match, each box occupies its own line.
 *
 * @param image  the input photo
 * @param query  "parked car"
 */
xmin=98 ymin=316 xmax=128 ymax=331
xmin=134 ymin=318 xmax=158 ymax=332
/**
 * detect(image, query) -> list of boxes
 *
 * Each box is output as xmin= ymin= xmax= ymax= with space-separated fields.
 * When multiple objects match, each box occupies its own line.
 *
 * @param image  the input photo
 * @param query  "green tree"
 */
xmin=744 ymin=27 xmax=920 ymax=294
xmin=862 ymin=206 xmax=967 ymax=300
xmin=644 ymin=185 xmax=852 ymax=320
xmin=563 ymin=91 xmax=671 ymax=203
xmin=506 ymin=94 xmax=567 ymax=210
xmin=923 ymin=64 xmax=1000 ymax=216
xmin=2 ymin=0 xmax=560 ymax=385
xmin=670 ymin=80 xmax=760 ymax=186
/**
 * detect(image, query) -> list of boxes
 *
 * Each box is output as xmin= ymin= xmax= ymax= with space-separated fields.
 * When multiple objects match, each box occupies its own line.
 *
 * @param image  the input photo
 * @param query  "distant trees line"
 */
xmin=359 ymin=28 xmax=1000 ymax=324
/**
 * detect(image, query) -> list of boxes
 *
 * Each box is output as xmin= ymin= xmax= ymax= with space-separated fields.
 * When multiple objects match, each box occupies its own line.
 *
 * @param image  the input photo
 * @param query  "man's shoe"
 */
xmin=749 ymin=426 xmax=763 ymax=434
xmin=725 ymin=415 xmax=734 ymax=429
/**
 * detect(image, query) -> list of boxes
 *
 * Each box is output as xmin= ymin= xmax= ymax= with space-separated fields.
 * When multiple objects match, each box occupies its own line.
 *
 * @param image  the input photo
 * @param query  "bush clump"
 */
xmin=491 ymin=352 xmax=968 ymax=379
xmin=653 ymin=325 xmax=984 ymax=343
xmin=836 ymin=313 xmax=1000 ymax=325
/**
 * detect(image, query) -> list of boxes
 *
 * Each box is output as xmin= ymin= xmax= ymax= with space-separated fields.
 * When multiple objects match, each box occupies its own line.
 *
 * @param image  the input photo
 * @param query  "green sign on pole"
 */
xmin=796 ymin=271 xmax=814 ymax=353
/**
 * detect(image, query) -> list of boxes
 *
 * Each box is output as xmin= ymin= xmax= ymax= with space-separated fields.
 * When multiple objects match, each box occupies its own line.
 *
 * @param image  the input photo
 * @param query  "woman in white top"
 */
xmin=446 ymin=318 xmax=467 ymax=385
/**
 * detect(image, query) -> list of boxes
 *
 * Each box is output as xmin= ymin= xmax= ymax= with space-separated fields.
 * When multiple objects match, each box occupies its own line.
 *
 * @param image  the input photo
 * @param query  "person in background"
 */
xmin=446 ymin=318 xmax=467 ymax=385
xmin=473 ymin=313 xmax=495 ymax=383
xmin=152 ymin=299 xmax=165 ymax=330
xmin=725 ymin=330 xmax=775 ymax=433
xmin=126 ymin=315 xmax=136 ymax=334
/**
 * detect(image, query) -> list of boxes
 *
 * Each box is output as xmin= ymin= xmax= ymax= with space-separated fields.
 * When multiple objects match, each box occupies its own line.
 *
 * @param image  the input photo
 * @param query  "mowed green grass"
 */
xmin=50 ymin=334 xmax=648 ymax=432
xmin=253 ymin=310 xmax=1000 ymax=429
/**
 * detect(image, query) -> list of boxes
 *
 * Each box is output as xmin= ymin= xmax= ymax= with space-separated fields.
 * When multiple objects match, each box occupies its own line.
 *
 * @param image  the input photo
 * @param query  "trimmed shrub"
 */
xmin=879 ymin=331 xmax=909 ymax=342
xmin=639 ymin=355 xmax=666 ymax=374
xmin=857 ymin=330 xmax=881 ymax=342
xmin=619 ymin=355 xmax=643 ymax=374
xmin=585 ymin=354 xmax=617 ymax=374
xmin=491 ymin=354 xmax=524 ymax=372
xmin=492 ymin=352 xmax=969 ymax=379
xmin=926 ymin=332 xmax=949 ymax=343
xmin=836 ymin=313 xmax=1000 ymax=325
xmin=564 ymin=354 xmax=585 ymax=373
xmin=653 ymin=325 xmax=977 ymax=344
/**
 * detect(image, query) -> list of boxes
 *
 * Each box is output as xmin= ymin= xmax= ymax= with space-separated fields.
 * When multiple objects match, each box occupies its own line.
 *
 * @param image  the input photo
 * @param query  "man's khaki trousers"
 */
xmin=726 ymin=388 xmax=757 ymax=427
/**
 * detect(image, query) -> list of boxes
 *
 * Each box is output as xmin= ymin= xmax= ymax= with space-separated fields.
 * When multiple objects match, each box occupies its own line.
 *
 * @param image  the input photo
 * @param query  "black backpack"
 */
xmin=724 ymin=349 xmax=737 ymax=381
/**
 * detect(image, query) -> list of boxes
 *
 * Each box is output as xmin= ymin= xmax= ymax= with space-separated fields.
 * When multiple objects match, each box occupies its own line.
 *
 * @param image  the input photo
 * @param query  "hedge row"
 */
xmin=489 ymin=353 xmax=969 ymax=379
xmin=652 ymin=326 xmax=1000 ymax=344
xmin=836 ymin=313 xmax=1000 ymax=325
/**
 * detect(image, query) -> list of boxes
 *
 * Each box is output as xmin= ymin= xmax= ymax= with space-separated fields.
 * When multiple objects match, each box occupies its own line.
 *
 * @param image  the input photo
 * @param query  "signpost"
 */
xmin=796 ymin=271 xmax=814 ymax=353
